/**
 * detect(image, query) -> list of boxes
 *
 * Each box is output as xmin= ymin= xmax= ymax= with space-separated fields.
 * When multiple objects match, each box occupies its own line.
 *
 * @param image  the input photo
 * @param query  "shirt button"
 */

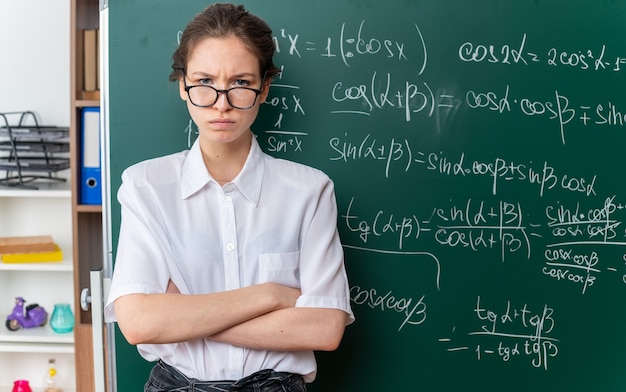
xmin=226 ymin=243 xmax=235 ymax=251
xmin=224 ymin=197 xmax=231 ymax=205
xmin=223 ymin=184 xmax=234 ymax=192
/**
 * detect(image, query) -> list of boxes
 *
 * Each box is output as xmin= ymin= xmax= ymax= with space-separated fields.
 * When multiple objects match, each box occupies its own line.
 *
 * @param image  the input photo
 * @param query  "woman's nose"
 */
xmin=213 ymin=90 xmax=232 ymax=111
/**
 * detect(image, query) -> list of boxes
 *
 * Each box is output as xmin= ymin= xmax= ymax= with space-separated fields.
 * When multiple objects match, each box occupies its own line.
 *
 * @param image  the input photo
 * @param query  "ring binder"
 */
xmin=80 ymin=107 xmax=101 ymax=204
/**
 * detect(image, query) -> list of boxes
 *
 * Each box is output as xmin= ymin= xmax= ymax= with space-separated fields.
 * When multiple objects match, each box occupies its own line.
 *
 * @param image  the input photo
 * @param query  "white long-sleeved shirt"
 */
xmin=104 ymin=136 xmax=354 ymax=383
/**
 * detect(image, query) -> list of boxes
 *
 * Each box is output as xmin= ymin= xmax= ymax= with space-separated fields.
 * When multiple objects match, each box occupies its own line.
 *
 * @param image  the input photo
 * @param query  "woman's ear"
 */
xmin=179 ymin=77 xmax=187 ymax=101
xmin=260 ymin=78 xmax=271 ymax=102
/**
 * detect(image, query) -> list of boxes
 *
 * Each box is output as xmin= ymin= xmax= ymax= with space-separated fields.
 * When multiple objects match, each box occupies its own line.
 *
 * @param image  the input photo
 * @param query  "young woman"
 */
xmin=104 ymin=3 xmax=354 ymax=391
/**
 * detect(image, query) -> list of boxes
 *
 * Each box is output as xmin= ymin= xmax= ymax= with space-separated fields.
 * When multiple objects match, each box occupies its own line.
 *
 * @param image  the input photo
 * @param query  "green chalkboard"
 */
xmin=107 ymin=1 xmax=626 ymax=390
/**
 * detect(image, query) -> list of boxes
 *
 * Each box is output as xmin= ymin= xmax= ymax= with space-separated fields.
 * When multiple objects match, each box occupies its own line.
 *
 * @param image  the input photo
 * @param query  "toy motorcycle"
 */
xmin=5 ymin=297 xmax=48 ymax=331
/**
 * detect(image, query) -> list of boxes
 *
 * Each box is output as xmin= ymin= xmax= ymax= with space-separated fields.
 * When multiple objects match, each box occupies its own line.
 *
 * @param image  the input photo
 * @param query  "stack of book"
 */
xmin=0 ymin=235 xmax=63 ymax=263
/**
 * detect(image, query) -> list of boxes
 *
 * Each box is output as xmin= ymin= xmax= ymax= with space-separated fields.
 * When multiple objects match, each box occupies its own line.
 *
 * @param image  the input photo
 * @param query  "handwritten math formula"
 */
xmin=342 ymin=192 xmax=626 ymax=295
xmin=459 ymin=33 xmax=626 ymax=71
xmin=440 ymin=297 xmax=559 ymax=370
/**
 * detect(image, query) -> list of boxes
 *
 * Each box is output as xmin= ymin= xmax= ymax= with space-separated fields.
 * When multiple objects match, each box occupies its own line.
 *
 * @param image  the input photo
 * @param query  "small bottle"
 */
xmin=43 ymin=358 xmax=63 ymax=392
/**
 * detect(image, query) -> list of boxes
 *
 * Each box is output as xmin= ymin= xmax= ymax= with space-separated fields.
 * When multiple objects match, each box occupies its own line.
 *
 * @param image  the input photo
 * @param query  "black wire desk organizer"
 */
xmin=0 ymin=111 xmax=70 ymax=189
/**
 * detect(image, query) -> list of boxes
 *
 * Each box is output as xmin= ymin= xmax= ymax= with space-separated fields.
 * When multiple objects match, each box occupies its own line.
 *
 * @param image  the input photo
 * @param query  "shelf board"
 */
xmin=75 ymin=99 xmax=100 ymax=108
xmin=0 ymin=181 xmax=71 ymax=198
xmin=0 ymin=318 xmax=74 ymax=352
xmin=2 ymin=388 xmax=76 ymax=392
xmin=76 ymin=203 xmax=102 ymax=213
xmin=0 ymin=258 xmax=73 ymax=272
xmin=1 ymin=387 xmax=75 ymax=392
xmin=0 ymin=341 xmax=74 ymax=354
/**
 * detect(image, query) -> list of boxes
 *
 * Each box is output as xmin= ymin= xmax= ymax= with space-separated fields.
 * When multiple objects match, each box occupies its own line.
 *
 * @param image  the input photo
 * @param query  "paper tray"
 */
xmin=0 ymin=126 xmax=69 ymax=140
xmin=0 ymin=158 xmax=70 ymax=172
xmin=0 ymin=141 xmax=69 ymax=153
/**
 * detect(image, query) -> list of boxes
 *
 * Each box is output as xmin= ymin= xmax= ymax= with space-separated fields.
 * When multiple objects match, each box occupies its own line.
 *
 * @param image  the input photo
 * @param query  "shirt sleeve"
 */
xmin=103 ymin=168 xmax=173 ymax=322
xmin=295 ymin=176 xmax=355 ymax=325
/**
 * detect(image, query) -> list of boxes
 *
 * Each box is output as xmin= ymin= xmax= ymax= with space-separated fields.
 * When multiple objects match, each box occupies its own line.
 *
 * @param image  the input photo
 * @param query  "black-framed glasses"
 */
xmin=182 ymin=74 xmax=263 ymax=110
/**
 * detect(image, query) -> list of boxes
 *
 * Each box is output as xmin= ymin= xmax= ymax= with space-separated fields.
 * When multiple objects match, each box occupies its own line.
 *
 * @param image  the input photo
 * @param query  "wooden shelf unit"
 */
xmin=70 ymin=0 xmax=102 ymax=391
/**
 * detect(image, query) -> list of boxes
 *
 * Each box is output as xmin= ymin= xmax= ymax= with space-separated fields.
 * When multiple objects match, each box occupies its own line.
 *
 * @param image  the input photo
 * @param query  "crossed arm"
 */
xmin=114 ymin=281 xmax=348 ymax=352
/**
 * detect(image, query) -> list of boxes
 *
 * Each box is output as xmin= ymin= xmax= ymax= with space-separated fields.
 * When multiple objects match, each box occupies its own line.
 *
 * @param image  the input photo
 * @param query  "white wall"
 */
xmin=0 ymin=2 xmax=75 ymax=390
xmin=0 ymin=0 xmax=70 ymax=126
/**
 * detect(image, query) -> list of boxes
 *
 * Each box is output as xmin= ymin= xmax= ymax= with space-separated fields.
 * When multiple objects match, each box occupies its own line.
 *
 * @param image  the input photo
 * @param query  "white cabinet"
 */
xmin=0 ymin=183 xmax=76 ymax=392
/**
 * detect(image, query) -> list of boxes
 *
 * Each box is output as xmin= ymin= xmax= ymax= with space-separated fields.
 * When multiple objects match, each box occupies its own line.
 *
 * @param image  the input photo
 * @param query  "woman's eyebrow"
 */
xmin=188 ymin=71 xmax=258 ymax=80
xmin=230 ymin=72 xmax=258 ymax=80
xmin=189 ymin=71 xmax=213 ymax=78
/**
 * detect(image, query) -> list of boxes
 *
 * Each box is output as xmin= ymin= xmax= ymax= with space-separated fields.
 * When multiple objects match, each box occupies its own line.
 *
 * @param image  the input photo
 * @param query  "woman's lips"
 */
xmin=210 ymin=118 xmax=234 ymax=129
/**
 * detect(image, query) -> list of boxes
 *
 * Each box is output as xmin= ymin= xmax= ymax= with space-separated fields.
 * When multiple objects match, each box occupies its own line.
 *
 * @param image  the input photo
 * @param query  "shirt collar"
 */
xmin=181 ymin=136 xmax=264 ymax=206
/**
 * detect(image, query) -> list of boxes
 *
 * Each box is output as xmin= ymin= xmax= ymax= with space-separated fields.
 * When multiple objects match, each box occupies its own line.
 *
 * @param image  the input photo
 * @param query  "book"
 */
xmin=0 ymin=235 xmax=56 ymax=254
xmin=1 ymin=244 xmax=63 ymax=263
xmin=83 ymin=29 xmax=98 ymax=93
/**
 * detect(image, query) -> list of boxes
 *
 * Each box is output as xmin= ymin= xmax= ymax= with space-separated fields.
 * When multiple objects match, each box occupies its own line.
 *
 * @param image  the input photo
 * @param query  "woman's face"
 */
xmin=180 ymin=35 xmax=269 ymax=147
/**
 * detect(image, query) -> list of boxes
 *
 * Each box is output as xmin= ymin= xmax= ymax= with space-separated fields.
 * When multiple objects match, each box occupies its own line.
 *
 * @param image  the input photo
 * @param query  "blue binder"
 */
xmin=80 ymin=107 xmax=101 ymax=204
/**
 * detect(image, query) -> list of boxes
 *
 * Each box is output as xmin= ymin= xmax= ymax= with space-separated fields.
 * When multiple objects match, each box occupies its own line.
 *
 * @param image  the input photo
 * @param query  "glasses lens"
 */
xmin=188 ymin=86 xmax=259 ymax=109
xmin=228 ymin=88 xmax=259 ymax=109
xmin=188 ymin=86 xmax=217 ymax=107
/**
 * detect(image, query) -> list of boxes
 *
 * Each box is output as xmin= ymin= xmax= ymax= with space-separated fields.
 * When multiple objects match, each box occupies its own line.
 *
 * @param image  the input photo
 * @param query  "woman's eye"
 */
xmin=199 ymin=78 xmax=212 ymax=85
xmin=233 ymin=79 xmax=249 ymax=87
